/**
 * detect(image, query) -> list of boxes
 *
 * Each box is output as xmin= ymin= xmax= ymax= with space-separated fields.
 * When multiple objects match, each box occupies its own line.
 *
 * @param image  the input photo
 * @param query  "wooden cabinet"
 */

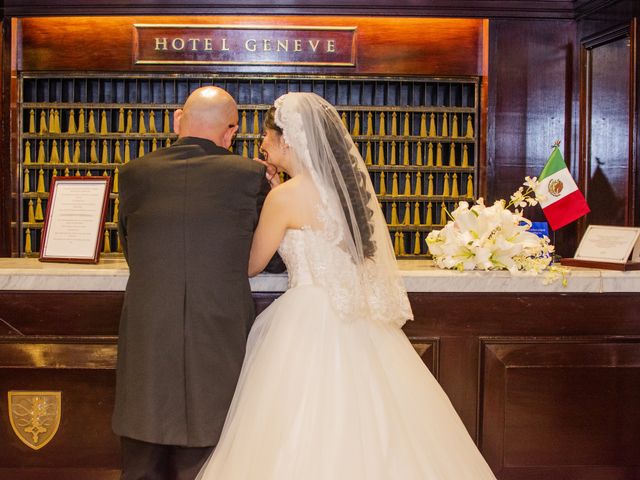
xmin=1 ymin=290 xmax=639 ymax=479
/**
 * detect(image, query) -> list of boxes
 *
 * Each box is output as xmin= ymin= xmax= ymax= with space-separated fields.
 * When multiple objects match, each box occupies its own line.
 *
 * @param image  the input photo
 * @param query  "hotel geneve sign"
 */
xmin=134 ymin=24 xmax=357 ymax=66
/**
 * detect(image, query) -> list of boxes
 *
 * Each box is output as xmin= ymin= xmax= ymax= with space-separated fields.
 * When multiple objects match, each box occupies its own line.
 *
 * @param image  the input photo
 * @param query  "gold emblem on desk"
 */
xmin=8 ymin=391 xmax=61 ymax=450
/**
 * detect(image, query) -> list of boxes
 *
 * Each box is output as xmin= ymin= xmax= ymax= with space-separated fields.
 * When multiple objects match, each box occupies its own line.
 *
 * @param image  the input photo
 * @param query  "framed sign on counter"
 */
xmin=39 ymin=176 xmax=111 ymax=263
xmin=561 ymin=225 xmax=640 ymax=271
xmin=575 ymin=225 xmax=640 ymax=263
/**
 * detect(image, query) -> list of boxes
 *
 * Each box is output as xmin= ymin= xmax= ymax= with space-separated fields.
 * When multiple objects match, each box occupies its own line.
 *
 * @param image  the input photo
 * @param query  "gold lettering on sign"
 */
xmin=136 ymin=25 xmax=357 ymax=66
xmin=172 ymin=38 xmax=185 ymax=50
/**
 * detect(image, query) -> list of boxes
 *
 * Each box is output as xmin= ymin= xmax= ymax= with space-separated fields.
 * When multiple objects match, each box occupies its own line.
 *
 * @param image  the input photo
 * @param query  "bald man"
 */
xmin=112 ymin=87 xmax=283 ymax=479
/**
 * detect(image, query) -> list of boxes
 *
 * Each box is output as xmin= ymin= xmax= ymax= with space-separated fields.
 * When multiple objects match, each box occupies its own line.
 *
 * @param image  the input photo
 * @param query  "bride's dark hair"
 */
xmin=264 ymin=106 xmax=376 ymax=259
xmin=263 ymin=107 xmax=283 ymax=135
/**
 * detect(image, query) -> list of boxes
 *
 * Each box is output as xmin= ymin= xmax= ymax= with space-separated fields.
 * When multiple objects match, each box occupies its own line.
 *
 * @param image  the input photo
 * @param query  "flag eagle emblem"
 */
xmin=548 ymin=178 xmax=564 ymax=197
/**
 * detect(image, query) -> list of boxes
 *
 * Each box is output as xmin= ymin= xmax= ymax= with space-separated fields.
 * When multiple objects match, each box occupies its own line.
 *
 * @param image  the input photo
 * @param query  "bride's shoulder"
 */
xmin=269 ymin=176 xmax=316 ymax=200
xmin=263 ymin=178 xmax=298 ymax=210
xmin=265 ymin=176 xmax=322 ymax=228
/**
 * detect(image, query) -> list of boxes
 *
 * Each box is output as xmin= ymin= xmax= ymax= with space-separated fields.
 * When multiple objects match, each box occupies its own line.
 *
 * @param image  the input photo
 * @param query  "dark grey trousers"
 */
xmin=120 ymin=436 xmax=214 ymax=480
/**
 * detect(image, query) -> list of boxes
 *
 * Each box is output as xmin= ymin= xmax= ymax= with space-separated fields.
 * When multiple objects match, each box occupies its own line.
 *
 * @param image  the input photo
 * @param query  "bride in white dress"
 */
xmin=197 ymin=92 xmax=497 ymax=480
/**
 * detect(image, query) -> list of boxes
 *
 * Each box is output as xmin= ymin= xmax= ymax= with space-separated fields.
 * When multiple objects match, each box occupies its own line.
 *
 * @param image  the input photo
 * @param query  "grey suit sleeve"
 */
xmin=256 ymin=174 xmax=286 ymax=274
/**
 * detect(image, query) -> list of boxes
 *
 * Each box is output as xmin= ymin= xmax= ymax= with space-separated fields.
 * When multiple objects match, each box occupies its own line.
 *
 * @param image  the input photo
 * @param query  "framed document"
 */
xmin=575 ymin=225 xmax=640 ymax=262
xmin=561 ymin=225 xmax=640 ymax=271
xmin=39 ymin=176 xmax=111 ymax=263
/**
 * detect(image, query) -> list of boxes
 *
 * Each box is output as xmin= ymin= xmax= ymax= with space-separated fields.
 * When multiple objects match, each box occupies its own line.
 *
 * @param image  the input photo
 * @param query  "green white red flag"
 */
xmin=537 ymin=146 xmax=590 ymax=230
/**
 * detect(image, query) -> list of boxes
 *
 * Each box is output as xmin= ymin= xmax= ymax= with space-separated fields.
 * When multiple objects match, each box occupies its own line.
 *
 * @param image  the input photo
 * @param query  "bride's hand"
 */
xmin=254 ymin=158 xmax=281 ymax=188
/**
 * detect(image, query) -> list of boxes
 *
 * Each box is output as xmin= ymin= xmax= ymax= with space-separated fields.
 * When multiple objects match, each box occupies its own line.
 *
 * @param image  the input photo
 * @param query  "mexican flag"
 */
xmin=537 ymin=146 xmax=590 ymax=230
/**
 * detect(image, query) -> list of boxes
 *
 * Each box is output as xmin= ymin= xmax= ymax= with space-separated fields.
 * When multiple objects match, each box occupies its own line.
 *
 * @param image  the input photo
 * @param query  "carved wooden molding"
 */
xmin=581 ymin=22 xmax=631 ymax=49
xmin=4 ymin=0 xmax=578 ymax=19
xmin=408 ymin=336 xmax=440 ymax=378
xmin=0 ymin=336 xmax=117 ymax=369
xmin=574 ymin=0 xmax=623 ymax=19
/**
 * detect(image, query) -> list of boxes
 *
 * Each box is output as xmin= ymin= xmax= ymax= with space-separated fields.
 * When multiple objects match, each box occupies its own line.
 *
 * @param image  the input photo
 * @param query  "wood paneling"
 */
xmin=481 ymin=339 xmax=640 ymax=479
xmin=0 ymin=19 xmax=13 ymax=257
xmin=404 ymin=291 xmax=640 ymax=444
xmin=4 ymin=1 xmax=577 ymax=20
xmin=488 ymin=18 xmax=579 ymax=256
xmin=584 ymin=33 xmax=632 ymax=226
xmin=0 ymin=291 xmax=123 ymax=335
xmin=0 ymin=337 xmax=117 ymax=368
xmin=1 ymin=291 xmax=640 ymax=479
xmin=0 ymin=339 xmax=120 ymax=473
xmin=487 ymin=18 xmax=577 ymax=193
xmin=578 ymin=1 xmax=640 ymax=229
xmin=407 ymin=337 xmax=440 ymax=378
xmin=18 ymin=16 xmax=484 ymax=76
xmin=577 ymin=0 xmax=638 ymax=35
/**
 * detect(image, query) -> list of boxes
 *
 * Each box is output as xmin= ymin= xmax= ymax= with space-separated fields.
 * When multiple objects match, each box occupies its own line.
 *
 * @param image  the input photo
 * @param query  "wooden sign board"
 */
xmin=134 ymin=24 xmax=357 ymax=66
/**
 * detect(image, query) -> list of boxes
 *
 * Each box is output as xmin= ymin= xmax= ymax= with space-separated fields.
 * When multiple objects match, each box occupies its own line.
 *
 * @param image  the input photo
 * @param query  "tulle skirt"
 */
xmin=197 ymin=284 xmax=497 ymax=479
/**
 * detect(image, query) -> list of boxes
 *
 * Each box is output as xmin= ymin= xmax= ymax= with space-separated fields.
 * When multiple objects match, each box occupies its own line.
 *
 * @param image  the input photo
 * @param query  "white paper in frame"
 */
xmin=39 ymin=176 xmax=111 ymax=263
xmin=574 ymin=225 xmax=640 ymax=264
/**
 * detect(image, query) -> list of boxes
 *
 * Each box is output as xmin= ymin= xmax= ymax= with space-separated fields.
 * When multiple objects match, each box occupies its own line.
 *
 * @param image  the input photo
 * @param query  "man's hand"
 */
xmin=253 ymin=158 xmax=281 ymax=188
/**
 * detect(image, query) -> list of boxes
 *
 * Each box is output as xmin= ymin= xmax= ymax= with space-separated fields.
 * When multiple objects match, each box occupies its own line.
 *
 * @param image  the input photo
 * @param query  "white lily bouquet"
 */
xmin=425 ymin=177 xmax=567 ymax=284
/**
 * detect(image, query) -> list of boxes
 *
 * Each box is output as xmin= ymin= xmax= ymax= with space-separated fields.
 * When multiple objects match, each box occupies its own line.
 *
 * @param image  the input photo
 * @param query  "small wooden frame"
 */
xmin=39 ymin=176 xmax=111 ymax=264
xmin=561 ymin=225 xmax=640 ymax=271
xmin=560 ymin=258 xmax=640 ymax=271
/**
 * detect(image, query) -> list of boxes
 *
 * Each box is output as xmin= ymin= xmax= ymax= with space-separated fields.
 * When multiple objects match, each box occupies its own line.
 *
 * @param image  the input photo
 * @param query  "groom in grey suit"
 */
xmin=112 ymin=86 xmax=283 ymax=480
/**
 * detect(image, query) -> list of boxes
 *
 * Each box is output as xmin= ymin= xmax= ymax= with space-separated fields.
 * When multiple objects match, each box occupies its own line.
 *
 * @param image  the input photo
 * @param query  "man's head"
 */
xmin=173 ymin=86 xmax=239 ymax=149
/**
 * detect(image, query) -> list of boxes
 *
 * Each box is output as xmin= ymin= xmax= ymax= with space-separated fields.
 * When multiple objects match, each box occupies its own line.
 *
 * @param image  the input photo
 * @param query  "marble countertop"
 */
xmin=0 ymin=258 xmax=639 ymax=293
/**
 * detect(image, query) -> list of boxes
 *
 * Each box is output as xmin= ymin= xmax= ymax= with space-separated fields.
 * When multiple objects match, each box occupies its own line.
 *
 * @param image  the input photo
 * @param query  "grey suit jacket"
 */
xmin=112 ymin=136 xmax=274 ymax=447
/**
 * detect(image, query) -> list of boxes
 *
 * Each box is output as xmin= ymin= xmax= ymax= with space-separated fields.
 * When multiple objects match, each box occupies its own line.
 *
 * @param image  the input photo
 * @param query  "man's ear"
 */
xmin=223 ymin=125 xmax=238 ymax=150
xmin=173 ymin=109 xmax=183 ymax=135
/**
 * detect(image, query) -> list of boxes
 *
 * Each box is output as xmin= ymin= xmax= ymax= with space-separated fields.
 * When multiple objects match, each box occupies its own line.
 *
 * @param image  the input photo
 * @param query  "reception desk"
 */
xmin=1 ymin=259 xmax=639 ymax=479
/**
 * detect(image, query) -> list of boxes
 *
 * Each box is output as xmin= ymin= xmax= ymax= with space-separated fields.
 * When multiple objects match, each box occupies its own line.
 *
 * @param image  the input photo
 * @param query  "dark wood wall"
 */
xmin=2 ymin=0 xmax=577 ymax=19
xmin=577 ymin=0 xmax=640 ymax=230
xmin=488 ymin=18 xmax=579 ymax=256
xmin=0 ymin=18 xmax=13 ymax=258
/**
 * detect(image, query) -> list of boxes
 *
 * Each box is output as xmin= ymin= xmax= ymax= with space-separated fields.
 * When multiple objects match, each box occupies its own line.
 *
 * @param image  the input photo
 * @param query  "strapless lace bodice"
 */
xmin=278 ymin=228 xmax=315 ymax=288
xmin=276 ymin=226 xmax=412 ymax=326
xmin=277 ymin=227 xmax=368 ymax=319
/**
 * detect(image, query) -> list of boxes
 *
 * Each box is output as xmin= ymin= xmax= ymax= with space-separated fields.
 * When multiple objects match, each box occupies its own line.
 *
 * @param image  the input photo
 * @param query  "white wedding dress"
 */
xmin=196 ymin=226 xmax=497 ymax=480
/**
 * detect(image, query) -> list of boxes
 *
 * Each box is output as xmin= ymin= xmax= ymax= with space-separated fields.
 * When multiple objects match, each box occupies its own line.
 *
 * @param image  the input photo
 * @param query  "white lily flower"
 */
xmin=425 ymin=176 xmax=569 ymax=285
